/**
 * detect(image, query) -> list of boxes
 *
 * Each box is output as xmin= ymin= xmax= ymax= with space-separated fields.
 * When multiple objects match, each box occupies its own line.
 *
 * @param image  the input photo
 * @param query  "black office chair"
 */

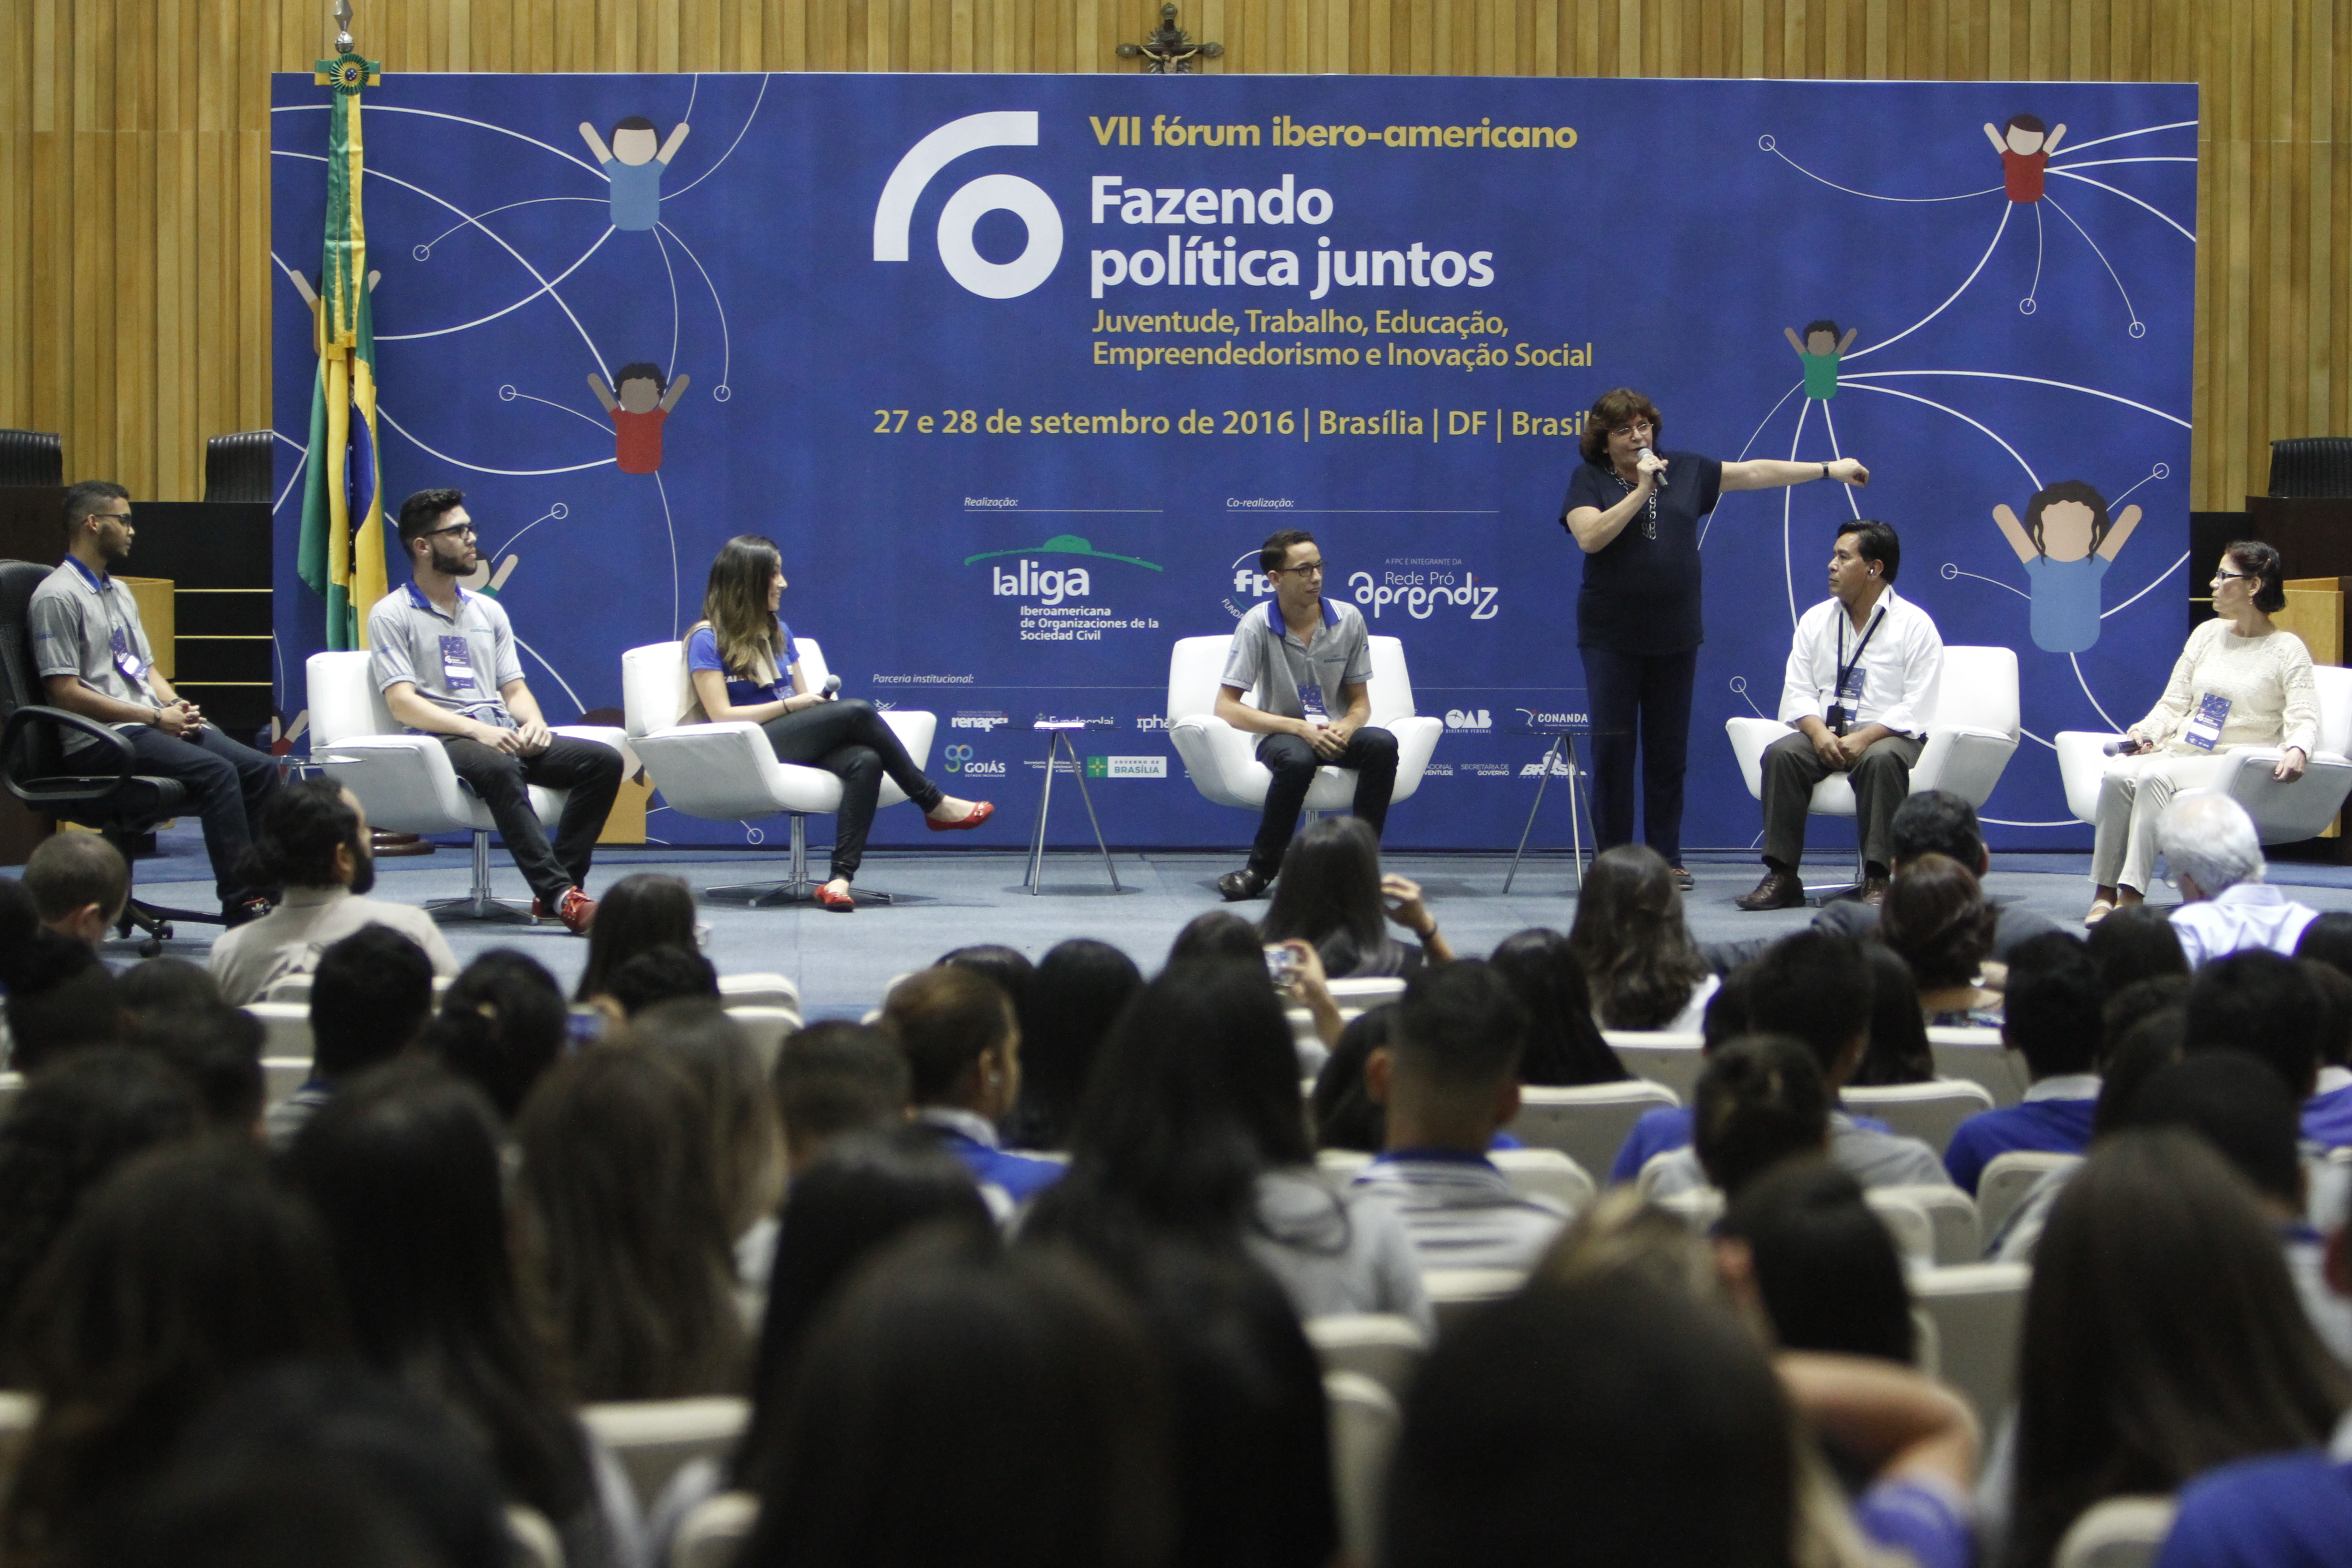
xmin=0 ymin=560 xmax=226 ymax=955
xmin=202 ymin=431 xmax=276 ymax=504
xmin=0 ymin=431 xmax=63 ymax=489
xmin=2268 ymin=438 xmax=2352 ymax=499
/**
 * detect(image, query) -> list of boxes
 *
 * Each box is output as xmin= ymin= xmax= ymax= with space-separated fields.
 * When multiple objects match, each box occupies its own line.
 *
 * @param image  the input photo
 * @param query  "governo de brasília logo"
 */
xmin=874 ymin=112 xmax=1063 ymax=299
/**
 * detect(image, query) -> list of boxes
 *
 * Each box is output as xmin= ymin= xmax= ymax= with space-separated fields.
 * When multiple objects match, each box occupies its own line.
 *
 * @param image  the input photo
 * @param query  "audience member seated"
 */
xmin=124 ymin=1002 xmax=265 ymax=1135
xmin=23 ymin=833 xmax=127 ymax=950
xmin=883 ymin=965 xmax=1062 ymax=1215
xmin=1565 ymin=845 xmax=1719 ymax=1030
xmin=206 ymin=779 xmax=456 ymax=1005
xmin=1007 ymin=938 xmax=1143 ymax=1152
xmin=936 ymin=942 xmax=1036 ymax=1017
xmin=1852 ymin=940 xmax=1936 ymax=1086
xmin=1260 ymin=815 xmax=1452 ymax=978
xmin=1026 ymin=959 xmax=1430 ymax=1330
xmin=1165 ymin=909 xmax=1262 ymax=970
xmin=416 ymin=949 xmax=568 ymax=1122
xmin=1351 ymin=962 xmax=1570 ymax=1271
xmin=2087 ymin=901 xmax=2190 ymax=996
xmin=1607 ymin=964 xmax=1756 ymax=1183
xmin=0 ymin=1050 xmax=199 ymax=1381
xmin=285 ymin=1061 xmax=640 ymax=1566
xmin=730 ymin=1230 xmax=1173 ymax=1568
xmin=0 ymin=877 xmax=41 ymax=978
xmin=513 ymin=1044 xmax=747 ymax=1403
xmin=113 ymin=956 xmax=220 ymax=1019
xmin=2162 ymin=793 xmax=2321 ymax=965
xmin=619 ymin=999 xmax=786 ymax=1289
xmin=266 ymin=924 xmax=437 ymax=1148
xmin=1487 ymin=928 xmax=1628 ymax=1085
xmin=1716 ymin=1158 xmax=1916 ymax=1365
xmin=2103 ymin=973 xmax=2190 ymax=1062
xmin=771 ymin=1020 xmax=910 ymax=1176
xmin=1688 ymin=1035 xmax=1833 ymax=1200
xmin=2300 ymin=913 xmax=2352 ymax=1148
xmin=1881 ymin=853 xmax=2003 ymax=1024
xmin=599 ymin=943 xmax=720 ymax=1019
xmin=2186 ymin=948 xmax=2324 ymax=1102
xmin=570 ymin=871 xmax=699 ymax=1004
xmin=1997 ymin=1129 xmax=2350 ymax=1568
xmin=1309 ymin=1005 xmax=1396 ymax=1153
xmin=0 ymin=1143 xmax=350 ymax=1567
xmin=5 ymin=933 xmax=121 ymax=1072
xmin=1943 ymin=933 xmax=2103 ymax=1193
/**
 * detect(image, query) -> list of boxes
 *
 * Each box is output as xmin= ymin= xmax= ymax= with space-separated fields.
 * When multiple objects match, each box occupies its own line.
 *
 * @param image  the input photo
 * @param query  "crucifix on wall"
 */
xmin=1117 ymin=4 xmax=1224 ymax=72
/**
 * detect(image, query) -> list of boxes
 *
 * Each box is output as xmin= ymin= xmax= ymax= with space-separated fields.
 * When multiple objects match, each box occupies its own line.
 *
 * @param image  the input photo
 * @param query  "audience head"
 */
xmin=2099 ymin=974 xmax=2189 ymax=1067
xmin=1701 ymin=963 xmax=1757 ymax=1050
xmin=2003 ymin=933 xmax=2103 ymax=1079
xmin=2122 ymin=1053 xmax=2306 ymax=1213
xmin=514 ymin=1045 xmax=745 ymax=1401
xmin=234 ymin=779 xmax=370 ymax=895
xmin=1487 ymin=928 xmax=1626 ymax=1086
xmin=2185 ymin=949 xmax=2323 ymax=1098
xmin=309 ymin=924 xmax=435 ymax=1081
xmin=1888 ymin=789 xmax=1989 ymax=874
xmin=572 ymin=872 xmax=697 ymax=1003
xmin=125 ymin=1003 xmax=265 ymax=1132
xmin=418 ymin=949 xmax=567 ymax=1120
xmin=1368 ymin=961 xmax=1528 ymax=1153
xmin=6 ymin=933 xmax=121 ymax=1070
xmin=1744 ymin=931 xmax=1871 ymax=1085
xmin=1260 ymin=816 xmax=1397 ymax=975
xmin=1011 ymin=938 xmax=1143 ymax=1152
xmin=1877 ymin=853 xmax=1995 ymax=991
xmin=773 ymin=1020 xmax=911 ymax=1174
xmin=1852 ymin=940 xmax=1934 ymax=1086
xmin=0 ymin=878 xmax=41 ymax=971
xmin=1309 ymin=1005 xmax=1395 ymax=1153
xmin=2302 ymin=957 xmax=2352 ymax=1072
xmin=936 ymin=943 xmax=1035 ymax=1019
xmin=2296 ymin=909 xmax=2352 ymax=983
xmin=1564 ymin=845 xmax=1708 ymax=1029
xmin=621 ymin=998 xmax=785 ymax=1239
xmin=601 ymin=944 xmax=719 ymax=1017
xmin=884 ymin=965 xmax=1021 ymax=1119
xmin=2093 ymin=1009 xmax=2188 ymax=1138
xmin=2087 ymin=903 xmax=2189 ymax=996
xmin=1165 ymin=910 xmax=1262 ymax=970
xmin=2010 ymin=1130 xmax=2349 ymax=1568
xmin=1386 ymin=1271 xmax=1795 ymax=1568
xmin=2158 ymin=794 xmax=2266 ymax=901
xmin=735 ymin=1230 xmax=1174 ymax=1568
xmin=24 ymin=833 xmax=129 ymax=946
xmin=1692 ymin=1035 xmax=1831 ymax=1199
xmin=1716 ymin=1159 xmax=1913 ymax=1364
xmin=114 ymin=956 xmax=220 ymax=1020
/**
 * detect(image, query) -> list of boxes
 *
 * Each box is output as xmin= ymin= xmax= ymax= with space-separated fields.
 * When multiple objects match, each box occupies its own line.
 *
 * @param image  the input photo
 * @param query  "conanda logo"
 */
xmin=1515 ymin=708 xmax=1588 ymax=730
xmin=941 ymin=744 xmax=1007 ymax=778
xmin=1444 ymin=709 xmax=1492 ymax=731
xmin=874 ymin=112 xmax=1063 ymax=299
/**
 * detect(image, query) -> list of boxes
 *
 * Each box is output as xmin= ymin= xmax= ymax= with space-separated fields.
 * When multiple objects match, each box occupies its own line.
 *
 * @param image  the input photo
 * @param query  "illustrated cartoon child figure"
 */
xmin=578 ymin=115 xmax=691 ymax=232
xmin=1783 ymin=319 xmax=1859 ymax=401
xmin=588 ymin=363 xmax=691 ymax=475
xmin=1992 ymin=479 xmax=2141 ymax=653
xmin=1983 ymin=113 xmax=2066 ymax=203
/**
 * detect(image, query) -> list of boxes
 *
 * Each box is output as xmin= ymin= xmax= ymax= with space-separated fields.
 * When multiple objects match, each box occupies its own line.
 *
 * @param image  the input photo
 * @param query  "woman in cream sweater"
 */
xmin=2086 ymin=539 xmax=2316 ymax=924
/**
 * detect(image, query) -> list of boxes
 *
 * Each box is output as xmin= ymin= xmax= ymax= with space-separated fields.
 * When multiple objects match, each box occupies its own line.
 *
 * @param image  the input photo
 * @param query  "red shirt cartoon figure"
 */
xmin=1984 ymin=113 xmax=2065 ymax=202
xmin=588 ymin=362 xmax=690 ymax=475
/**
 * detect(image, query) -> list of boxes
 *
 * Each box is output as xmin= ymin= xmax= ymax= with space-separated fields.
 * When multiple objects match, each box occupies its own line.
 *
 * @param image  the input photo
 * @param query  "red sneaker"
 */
xmin=533 ymin=887 xmax=597 ymax=935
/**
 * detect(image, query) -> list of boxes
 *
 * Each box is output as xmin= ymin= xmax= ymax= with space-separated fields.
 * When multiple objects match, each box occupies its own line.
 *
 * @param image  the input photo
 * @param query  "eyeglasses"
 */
xmin=1609 ymin=422 xmax=1655 ymax=439
xmin=423 ymin=523 xmax=476 ymax=540
xmin=2211 ymin=569 xmax=2256 ymax=585
xmin=1269 ymin=561 xmax=1325 ymax=577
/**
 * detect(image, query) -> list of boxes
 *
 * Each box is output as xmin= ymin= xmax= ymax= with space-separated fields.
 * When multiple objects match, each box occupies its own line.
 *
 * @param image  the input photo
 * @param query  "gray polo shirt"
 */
xmin=366 ymin=582 xmax=523 ymax=729
xmin=1219 ymin=597 xmax=1373 ymax=724
xmin=29 ymin=557 xmax=158 ymax=751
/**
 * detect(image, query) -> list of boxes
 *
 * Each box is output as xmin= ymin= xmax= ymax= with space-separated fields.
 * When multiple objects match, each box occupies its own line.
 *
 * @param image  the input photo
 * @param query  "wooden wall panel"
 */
xmin=0 ymin=0 xmax=2341 ymax=508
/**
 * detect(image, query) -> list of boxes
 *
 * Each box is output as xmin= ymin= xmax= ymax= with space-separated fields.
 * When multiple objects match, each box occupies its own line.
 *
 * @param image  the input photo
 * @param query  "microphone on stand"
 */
xmin=1638 ymin=446 xmax=1668 ymax=489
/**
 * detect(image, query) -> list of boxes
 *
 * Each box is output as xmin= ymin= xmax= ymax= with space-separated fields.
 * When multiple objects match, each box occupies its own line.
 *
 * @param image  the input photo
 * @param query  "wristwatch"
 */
xmin=1820 ymin=462 xmax=1831 ymax=481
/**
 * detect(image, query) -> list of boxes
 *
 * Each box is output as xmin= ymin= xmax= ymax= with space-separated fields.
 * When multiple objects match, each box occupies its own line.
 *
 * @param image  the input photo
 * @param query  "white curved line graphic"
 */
xmin=503 ymin=388 xmax=610 ymax=432
xmin=873 ymin=111 xmax=1040 ymax=261
xmin=416 ymin=196 xmax=607 ymax=255
xmin=513 ymin=636 xmax=591 ymax=717
xmin=271 ymin=428 xmax=306 ymax=451
xmin=1783 ymin=397 xmax=1811 ymax=629
xmin=666 ymin=74 xmax=771 ymax=199
xmin=1819 ymin=401 xmax=1862 ymax=519
xmin=1760 ymin=139 xmax=2004 ymax=203
xmin=274 ymin=446 xmax=309 ymax=515
xmin=2102 ymin=551 xmax=2190 ymax=619
xmin=654 ymin=470 xmax=680 ymax=638
xmin=2071 ymin=653 xmax=2123 ymax=730
xmin=1846 ymin=202 xmax=2010 ymax=362
xmin=377 ymin=403 xmax=615 ymax=475
xmin=2043 ymin=193 xmax=2140 ymax=327
xmin=657 ymin=222 xmax=730 ymax=389
xmin=1700 ymin=379 xmax=1804 ymax=550
xmin=2048 ymin=157 xmax=2197 ymax=170
xmin=273 ymin=102 xmax=609 ymax=181
xmin=1945 ymin=567 xmax=2029 ymax=599
xmin=378 ymin=227 xmax=615 ymax=340
xmin=2018 ymin=727 xmax=2058 ymax=751
xmin=2054 ymin=121 xmax=2199 ymax=155
xmin=1839 ymin=370 xmax=2188 ymax=429
xmin=1980 ymin=818 xmax=2079 ymax=828
xmin=1839 ymin=383 xmax=2041 ymax=488
xmin=652 ymin=224 xmax=681 ymax=375
xmin=2043 ymin=170 xmax=2196 ymax=242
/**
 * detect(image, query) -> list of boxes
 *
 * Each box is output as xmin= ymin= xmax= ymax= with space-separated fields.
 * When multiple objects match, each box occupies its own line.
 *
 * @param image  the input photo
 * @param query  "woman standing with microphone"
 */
xmin=1560 ymin=387 xmax=1871 ymax=889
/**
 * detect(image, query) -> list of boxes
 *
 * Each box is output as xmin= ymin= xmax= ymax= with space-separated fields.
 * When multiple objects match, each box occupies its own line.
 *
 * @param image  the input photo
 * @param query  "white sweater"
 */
xmin=2132 ymin=619 xmax=2319 ymax=758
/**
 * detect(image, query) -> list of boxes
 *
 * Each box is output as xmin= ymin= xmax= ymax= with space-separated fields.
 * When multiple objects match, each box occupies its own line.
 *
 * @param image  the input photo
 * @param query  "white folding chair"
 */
xmin=1927 ymin=1030 xmax=2031 ymax=1108
xmin=0 ymin=1074 xmax=22 ymax=1122
xmin=1325 ymin=1372 xmax=1402 ymax=1568
xmin=717 ymin=973 xmax=800 ymax=1014
xmin=1979 ymin=1151 xmax=2082 ymax=1240
xmin=505 ymin=1506 xmax=564 ymax=1568
xmin=2053 ymin=1496 xmax=2178 ymax=1568
xmin=1912 ymin=1262 xmax=2031 ymax=1424
xmin=1508 ymin=1081 xmax=1679 ymax=1180
xmin=579 ymin=1396 xmax=750 ymax=1514
xmin=671 ymin=1491 xmax=760 ymax=1568
xmin=1873 ymin=1183 xmax=1982 ymax=1265
xmin=244 ymin=1003 xmax=314 ymax=1063
xmin=1490 ymin=1147 xmax=1596 ymax=1212
xmin=622 ymin=638 xmax=937 ymax=907
xmin=1652 ymin=1185 xmax=1725 ymax=1230
xmin=1862 ymin=1191 xmax=1936 ymax=1266
xmin=1604 ymin=1031 xmax=1706 ymax=1100
xmin=1305 ymin=1313 xmax=1428 ymax=1406
xmin=722 ymin=1007 xmax=799 ymax=1075
xmin=263 ymin=972 xmax=456 ymax=1006
xmin=1421 ymin=1268 xmax=1525 ymax=1335
xmin=261 ymin=1057 xmax=312 ymax=1106
xmin=1840 ymin=1079 xmax=1996 ymax=1156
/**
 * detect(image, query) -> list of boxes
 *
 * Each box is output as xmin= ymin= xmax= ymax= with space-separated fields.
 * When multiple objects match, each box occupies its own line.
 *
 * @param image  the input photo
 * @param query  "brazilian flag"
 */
xmin=296 ymin=49 xmax=388 ymax=652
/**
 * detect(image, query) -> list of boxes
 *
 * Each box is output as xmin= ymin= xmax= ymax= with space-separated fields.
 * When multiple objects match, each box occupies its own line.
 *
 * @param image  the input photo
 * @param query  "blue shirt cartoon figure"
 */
xmin=1783 ymin=319 xmax=1859 ymax=400
xmin=578 ymin=115 xmax=691 ymax=232
xmin=1992 ymin=480 xmax=2143 ymax=653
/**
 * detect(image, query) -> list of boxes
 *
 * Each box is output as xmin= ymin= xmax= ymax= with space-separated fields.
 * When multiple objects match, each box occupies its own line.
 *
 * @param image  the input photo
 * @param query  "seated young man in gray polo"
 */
xmin=1351 ymin=960 xmax=1571 ymax=1273
xmin=29 ymin=481 xmax=283 ymax=925
xmin=367 ymin=487 xmax=623 ymax=935
xmin=1213 ymin=528 xmax=1399 ymax=902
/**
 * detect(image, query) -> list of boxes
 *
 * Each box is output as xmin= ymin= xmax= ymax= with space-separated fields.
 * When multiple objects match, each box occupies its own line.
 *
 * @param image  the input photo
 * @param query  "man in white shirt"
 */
xmin=1739 ymin=521 xmax=1944 ymax=912
xmin=2160 ymin=793 xmax=2318 ymax=966
xmin=209 ymin=777 xmax=457 ymax=1006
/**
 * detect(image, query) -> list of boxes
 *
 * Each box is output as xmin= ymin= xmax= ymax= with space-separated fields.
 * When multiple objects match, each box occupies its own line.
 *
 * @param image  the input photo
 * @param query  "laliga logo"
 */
xmin=874 ymin=111 xmax=1063 ymax=299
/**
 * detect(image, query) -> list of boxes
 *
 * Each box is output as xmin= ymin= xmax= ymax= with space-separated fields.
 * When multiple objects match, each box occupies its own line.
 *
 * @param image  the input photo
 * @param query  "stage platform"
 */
xmin=50 ymin=823 xmax=2352 ymax=1020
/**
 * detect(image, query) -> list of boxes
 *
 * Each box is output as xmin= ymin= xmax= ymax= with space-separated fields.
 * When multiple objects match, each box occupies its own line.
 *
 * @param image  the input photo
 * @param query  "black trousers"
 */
xmin=1250 ymin=726 xmax=1399 ymax=877
xmin=117 ymin=723 xmax=283 ymax=904
xmin=761 ymin=699 xmax=944 ymax=881
xmin=439 ymin=734 xmax=625 ymax=905
xmin=1580 ymin=643 xmax=1698 ymax=867
xmin=1759 ymin=729 xmax=1923 ymax=873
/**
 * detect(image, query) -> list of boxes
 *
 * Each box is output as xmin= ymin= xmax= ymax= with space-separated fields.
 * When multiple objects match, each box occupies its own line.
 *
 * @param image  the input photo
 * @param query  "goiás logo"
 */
xmin=874 ymin=112 xmax=1062 ymax=299
xmin=967 ymin=535 xmax=1163 ymax=604
xmin=941 ymin=744 xmax=1007 ymax=778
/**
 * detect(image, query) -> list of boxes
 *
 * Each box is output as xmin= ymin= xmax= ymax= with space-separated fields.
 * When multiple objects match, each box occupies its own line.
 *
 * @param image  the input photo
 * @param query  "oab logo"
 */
xmin=942 ymin=744 xmax=1007 ymax=778
xmin=874 ymin=112 xmax=1063 ymax=299
xmin=1445 ymin=709 xmax=1492 ymax=732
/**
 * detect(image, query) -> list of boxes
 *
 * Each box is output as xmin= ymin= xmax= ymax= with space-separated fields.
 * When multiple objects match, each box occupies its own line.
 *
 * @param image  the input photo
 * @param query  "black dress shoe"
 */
xmin=1669 ymin=865 xmax=1696 ymax=892
xmin=1734 ymin=868 xmax=1805 ymax=912
xmin=1858 ymin=871 xmax=1891 ymax=906
xmin=1217 ymin=867 xmax=1270 ymax=902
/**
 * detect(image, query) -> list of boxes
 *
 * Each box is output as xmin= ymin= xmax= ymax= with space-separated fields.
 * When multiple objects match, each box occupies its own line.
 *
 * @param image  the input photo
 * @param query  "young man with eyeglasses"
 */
xmin=1211 ymin=528 xmax=1399 ymax=901
xmin=366 ymin=487 xmax=623 ymax=934
xmin=29 ymin=480 xmax=284 ymax=925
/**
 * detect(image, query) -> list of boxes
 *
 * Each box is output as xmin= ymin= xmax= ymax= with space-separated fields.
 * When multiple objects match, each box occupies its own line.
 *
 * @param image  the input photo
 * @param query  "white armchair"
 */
xmin=306 ymin=650 xmax=628 ymax=922
xmin=622 ymin=638 xmax=936 ymax=905
xmin=2055 ymin=663 xmax=2352 ymax=846
xmin=1165 ymin=633 xmax=1442 ymax=823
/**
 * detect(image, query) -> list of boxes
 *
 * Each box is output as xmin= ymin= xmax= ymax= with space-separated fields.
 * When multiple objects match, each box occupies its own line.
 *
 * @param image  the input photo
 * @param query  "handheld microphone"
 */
xmin=1638 ymin=446 xmax=1668 ymax=490
xmin=821 ymin=674 xmax=842 ymax=698
xmin=2102 ymin=737 xmax=2138 ymax=756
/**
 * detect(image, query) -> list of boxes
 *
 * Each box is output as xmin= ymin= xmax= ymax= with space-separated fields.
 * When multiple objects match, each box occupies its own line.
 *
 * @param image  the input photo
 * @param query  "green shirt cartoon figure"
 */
xmin=1784 ymin=319 xmax=1859 ymax=400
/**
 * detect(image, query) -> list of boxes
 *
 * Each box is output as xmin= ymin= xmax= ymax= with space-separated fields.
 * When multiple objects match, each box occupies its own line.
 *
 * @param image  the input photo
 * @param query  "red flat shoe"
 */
xmin=926 ymin=800 xmax=995 ymax=833
xmin=814 ymin=882 xmax=856 ymax=911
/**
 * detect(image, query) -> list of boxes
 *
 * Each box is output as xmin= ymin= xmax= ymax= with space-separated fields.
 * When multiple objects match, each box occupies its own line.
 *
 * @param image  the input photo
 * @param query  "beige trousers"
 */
xmin=2088 ymin=751 xmax=2231 ymax=892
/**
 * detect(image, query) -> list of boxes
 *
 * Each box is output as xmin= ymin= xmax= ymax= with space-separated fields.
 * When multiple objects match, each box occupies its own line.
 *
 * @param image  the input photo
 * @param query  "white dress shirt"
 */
xmin=1778 ymin=584 xmax=1944 ymax=737
xmin=2169 ymin=882 xmax=2320 ymax=967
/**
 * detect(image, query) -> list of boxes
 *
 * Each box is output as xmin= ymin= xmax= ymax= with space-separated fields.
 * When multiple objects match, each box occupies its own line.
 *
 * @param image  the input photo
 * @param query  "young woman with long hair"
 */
xmin=1259 ymin=816 xmax=1452 ymax=980
xmin=1563 ymin=845 xmax=1716 ymax=1031
xmin=686 ymin=535 xmax=991 ymax=911
xmin=1486 ymin=929 xmax=1627 ymax=1085
xmin=571 ymin=872 xmax=698 ymax=1003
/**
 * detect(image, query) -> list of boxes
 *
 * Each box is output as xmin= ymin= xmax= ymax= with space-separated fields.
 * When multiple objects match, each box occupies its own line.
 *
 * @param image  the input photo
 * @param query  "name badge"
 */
xmin=439 ymin=634 xmax=478 ymax=693
xmin=109 ymin=627 xmax=143 ymax=681
xmin=2181 ymin=692 xmax=2231 ymax=751
xmin=1298 ymin=681 xmax=1329 ymax=723
xmin=1838 ymin=666 xmax=1867 ymax=707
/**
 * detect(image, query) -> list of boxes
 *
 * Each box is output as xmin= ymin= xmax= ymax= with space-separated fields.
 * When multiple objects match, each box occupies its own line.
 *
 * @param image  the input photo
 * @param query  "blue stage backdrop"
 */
xmin=269 ymin=73 xmax=2196 ymax=853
